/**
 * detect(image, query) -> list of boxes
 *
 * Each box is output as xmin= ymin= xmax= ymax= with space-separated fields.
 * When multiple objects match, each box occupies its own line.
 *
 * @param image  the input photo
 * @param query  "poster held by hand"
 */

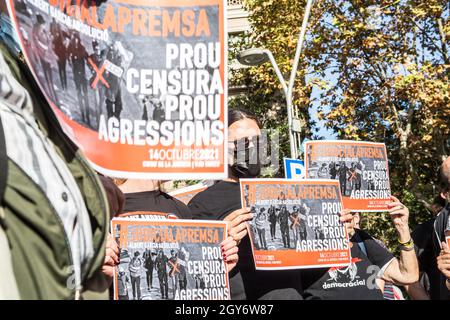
xmin=8 ymin=0 xmax=228 ymax=180
xmin=304 ymin=140 xmax=391 ymax=212
xmin=240 ymin=178 xmax=351 ymax=270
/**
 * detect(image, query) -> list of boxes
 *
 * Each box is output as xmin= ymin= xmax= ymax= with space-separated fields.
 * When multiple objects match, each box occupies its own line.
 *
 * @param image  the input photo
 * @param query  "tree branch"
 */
xmin=436 ymin=17 xmax=450 ymax=64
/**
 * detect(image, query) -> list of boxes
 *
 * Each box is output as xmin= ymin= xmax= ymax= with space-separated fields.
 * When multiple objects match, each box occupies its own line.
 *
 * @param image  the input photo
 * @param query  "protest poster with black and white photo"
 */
xmin=8 ymin=0 xmax=227 ymax=179
xmin=240 ymin=179 xmax=351 ymax=270
xmin=112 ymin=218 xmax=230 ymax=300
xmin=304 ymin=140 xmax=391 ymax=212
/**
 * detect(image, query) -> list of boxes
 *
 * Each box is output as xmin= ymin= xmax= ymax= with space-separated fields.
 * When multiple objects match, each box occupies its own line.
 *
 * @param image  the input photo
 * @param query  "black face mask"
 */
xmin=230 ymin=135 xmax=263 ymax=179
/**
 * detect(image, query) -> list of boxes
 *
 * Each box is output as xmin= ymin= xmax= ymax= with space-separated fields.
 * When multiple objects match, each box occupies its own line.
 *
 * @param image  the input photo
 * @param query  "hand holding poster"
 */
xmin=112 ymin=218 xmax=230 ymax=300
xmin=304 ymin=140 xmax=391 ymax=211
xmin=8 ymin=0 xmax=227 ymax=179
xmin=240 ymin=179 xmax=351 ymax=270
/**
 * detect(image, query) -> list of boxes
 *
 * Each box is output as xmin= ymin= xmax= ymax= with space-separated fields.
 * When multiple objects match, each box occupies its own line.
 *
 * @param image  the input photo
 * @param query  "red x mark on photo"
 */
xmin=290 ymin=215 xmax=300 ymax=229
xmin=169 ymin=260 xmax=180 ymax=276
xmin=292 ymin=215 xmax=300 ymax=227
xmin=88 ymin=57 xmax=110 ymax=89
xmin=348 ymin=170 xmax=357 ymax=181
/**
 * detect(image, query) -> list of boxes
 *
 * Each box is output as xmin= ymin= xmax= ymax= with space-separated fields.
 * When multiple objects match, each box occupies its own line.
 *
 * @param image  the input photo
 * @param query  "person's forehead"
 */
xmin=228 ymin=118 xmax=261 ymax=141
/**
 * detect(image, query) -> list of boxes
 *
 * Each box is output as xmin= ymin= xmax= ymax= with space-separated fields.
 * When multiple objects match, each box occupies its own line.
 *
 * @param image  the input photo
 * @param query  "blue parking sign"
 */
xmin=284 ymin=158 xmax=305 ymax=179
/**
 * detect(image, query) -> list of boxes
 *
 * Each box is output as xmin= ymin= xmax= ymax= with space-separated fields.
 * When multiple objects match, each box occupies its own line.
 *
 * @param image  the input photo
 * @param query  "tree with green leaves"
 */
xmin=229 ymin=0 xmax=449 ymax=249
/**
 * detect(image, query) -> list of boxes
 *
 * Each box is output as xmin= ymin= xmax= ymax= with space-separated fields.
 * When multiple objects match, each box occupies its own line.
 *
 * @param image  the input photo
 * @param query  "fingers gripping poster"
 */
xmin=304 ymin=141 xmax=391 ymax=212
xmin=112 ymin=218 xmax=230 ymax=300
xmin=8 ymin=0 xmax=227 ymax=179
xmin=240 ymin=179 xmax=351 ymax=270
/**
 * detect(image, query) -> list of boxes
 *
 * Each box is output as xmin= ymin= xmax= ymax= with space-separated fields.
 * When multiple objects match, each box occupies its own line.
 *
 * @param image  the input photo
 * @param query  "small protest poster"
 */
xmin=304 ymin=140 xmax=391 ymax=211
xmin=112 ymin=218 xmax=230 ymax=300
xmin=240 ymin=179 xmax=351 ymax=270
xmin=8 ymin=0 xmax=227 ymax=179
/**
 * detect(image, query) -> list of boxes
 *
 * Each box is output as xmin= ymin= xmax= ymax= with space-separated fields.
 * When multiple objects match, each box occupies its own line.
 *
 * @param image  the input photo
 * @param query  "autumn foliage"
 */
xmin=229 ymin=0 xmax=449 ymax=249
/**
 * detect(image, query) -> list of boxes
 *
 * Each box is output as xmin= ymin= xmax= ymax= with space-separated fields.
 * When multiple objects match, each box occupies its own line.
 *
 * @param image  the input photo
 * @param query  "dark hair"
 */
xmin=433 ymin=195 xmax=446 ymax=209
xmin=228 ymin=107 xmax=261 ymax=129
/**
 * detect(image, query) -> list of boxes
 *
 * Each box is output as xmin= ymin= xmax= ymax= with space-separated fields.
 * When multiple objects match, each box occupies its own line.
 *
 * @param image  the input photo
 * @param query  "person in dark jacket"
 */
xmin=268 ymin=205 xmax=277 ymax=240
xmin=279 ymin=205 xmax=290 ymax=248
xmin=338 ymin=161 xmax=349 ymax=196
xmin=104 ymin=43 xmax=123 ymax=120
xmin=68 ymin=33 xmax=90 ymax=126
xmin=32 ymin=14 xmax=57 ymax=103
xmin=49 ymin=18 xmax=68 ymax=90
xmin=155 ymin=250 xmax=169 ymax=299
xmin=432 ymin=157 xmax=450 ymax=299
xmin=88 ymin=40 xmax=106 ymax=125
xmin=405 ymin=196 xmax=446 ymax=300
xmin=143 ymin=248 xmax=155 ymax=290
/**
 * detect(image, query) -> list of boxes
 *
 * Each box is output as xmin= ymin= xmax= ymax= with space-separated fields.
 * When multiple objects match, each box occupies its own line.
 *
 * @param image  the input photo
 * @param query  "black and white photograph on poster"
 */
xmin=248 ymin=198 xmax=315 ymax=251
xmin=305 ymin=140 xmax=391 ymax=211
xmin=10 ymin=0 xmax=135 ymax=130
xmin=117 ymin=245 xmax=193 ymax=300
xmin=9 ymin=0 xmax=220 ymax=131
xmin=112 ymin=218 xmax=230 ymax=300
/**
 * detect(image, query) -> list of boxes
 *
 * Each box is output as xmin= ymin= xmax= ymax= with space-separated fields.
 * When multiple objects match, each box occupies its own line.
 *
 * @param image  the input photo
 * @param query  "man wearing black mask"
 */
xmin=188 ymin=107 xmax=303 ymax=300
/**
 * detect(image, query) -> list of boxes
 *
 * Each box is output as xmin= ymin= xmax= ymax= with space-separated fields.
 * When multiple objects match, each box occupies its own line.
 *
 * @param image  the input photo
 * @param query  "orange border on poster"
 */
xmin=304 ymin=140 xmax=391 ymax=212
xmin=111 ymin=218 xmax=229 ymax=300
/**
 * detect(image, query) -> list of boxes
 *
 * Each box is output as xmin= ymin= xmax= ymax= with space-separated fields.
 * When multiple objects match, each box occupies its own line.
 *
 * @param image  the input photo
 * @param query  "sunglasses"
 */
xmin=229 ymin=135 xmax=265 ymax=150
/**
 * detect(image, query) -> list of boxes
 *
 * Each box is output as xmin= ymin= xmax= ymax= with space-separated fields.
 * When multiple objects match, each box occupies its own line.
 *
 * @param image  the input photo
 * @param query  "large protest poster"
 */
xmin=8 ymin=0 xmax=227 ymax=180
xmin=240 ymin=179 xmax=351 ymax=270
xmin=112 ymin=218 xmax=230 ymax=300
xmin=169 ymin=183 xmax=208 ymax=205
xmin=304 ymin=141 xmax=391 ymax=212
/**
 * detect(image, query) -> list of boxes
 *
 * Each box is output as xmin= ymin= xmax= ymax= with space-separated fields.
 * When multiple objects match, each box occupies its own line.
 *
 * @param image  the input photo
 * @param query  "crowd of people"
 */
xmin=0 ymin=1 xmax=450 ymax=301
